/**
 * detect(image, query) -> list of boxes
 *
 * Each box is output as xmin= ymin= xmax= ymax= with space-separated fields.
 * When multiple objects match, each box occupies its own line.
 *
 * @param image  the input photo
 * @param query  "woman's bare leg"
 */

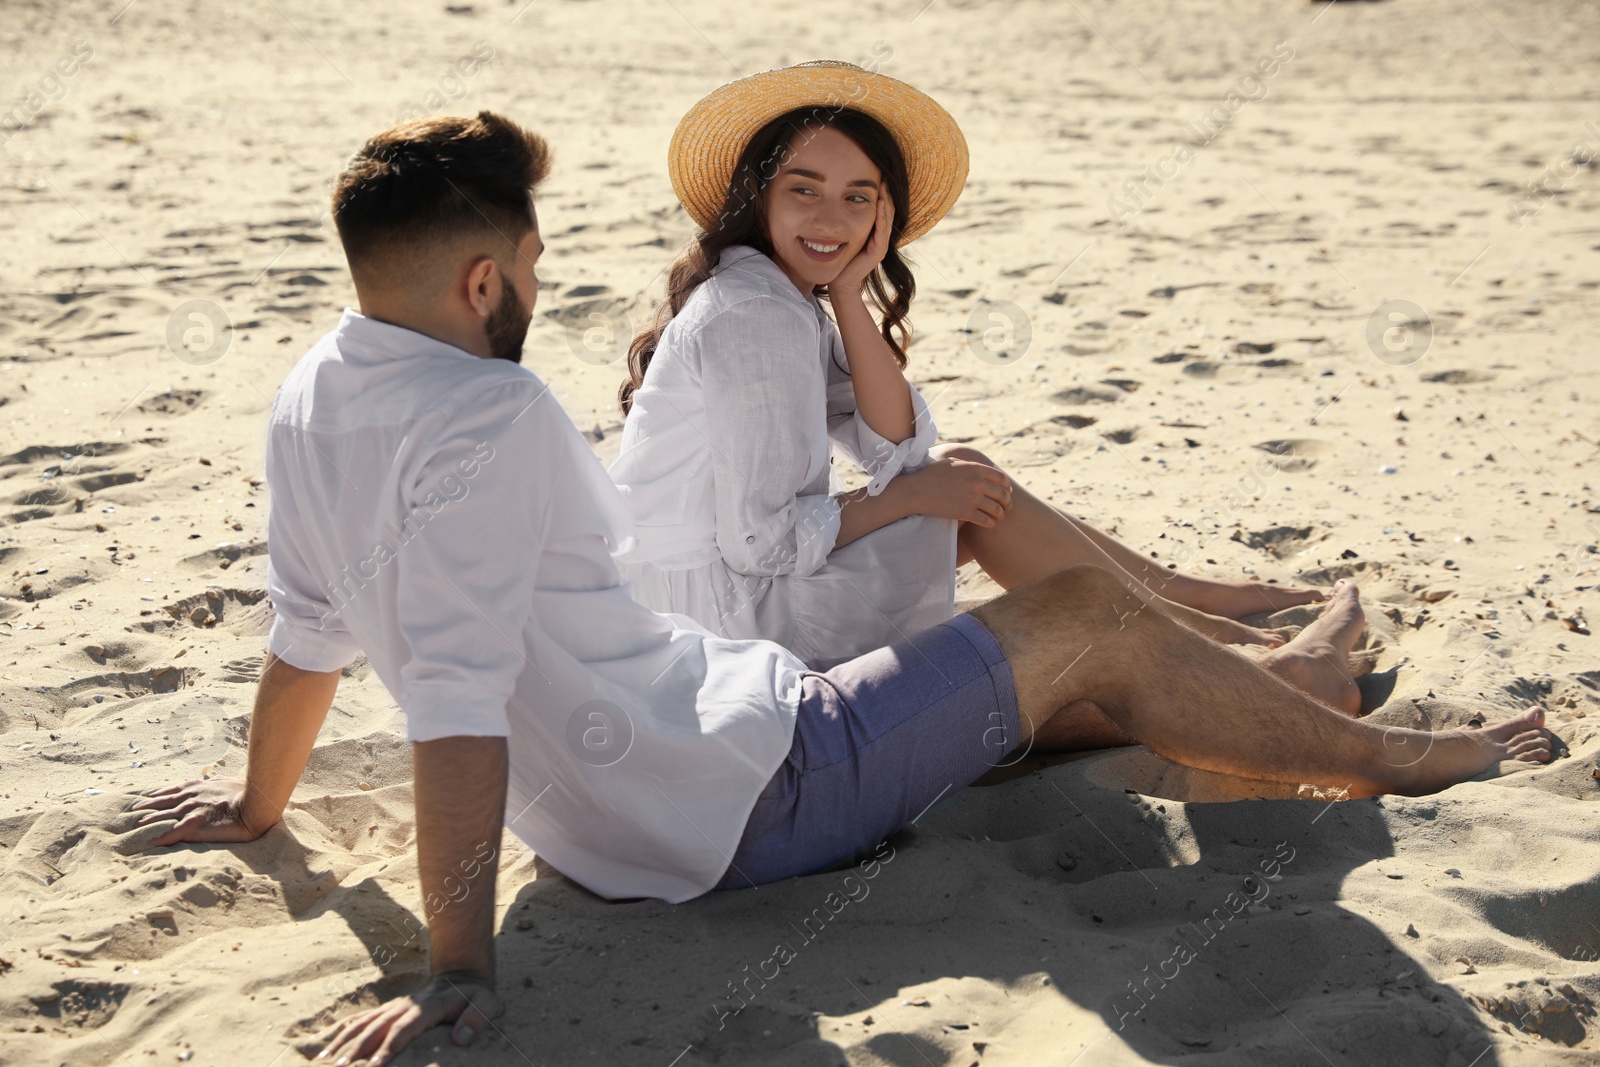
xmin=936 ymin=444 xmax=1322 ymax=621
xmin=938 ymin=445 xmax=1284 ymax=648
xmin=1056 ymin=511 xmax=1325 ymax=618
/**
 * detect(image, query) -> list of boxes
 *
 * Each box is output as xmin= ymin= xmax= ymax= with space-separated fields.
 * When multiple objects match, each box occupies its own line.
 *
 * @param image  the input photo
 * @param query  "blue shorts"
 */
xmin=713 ymin=611 xmax=1021 ymax=890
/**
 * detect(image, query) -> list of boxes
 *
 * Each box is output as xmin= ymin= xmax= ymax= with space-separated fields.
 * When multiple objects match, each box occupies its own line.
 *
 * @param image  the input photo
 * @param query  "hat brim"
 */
xmin=668 ymin=61 xmax=969 ymax=247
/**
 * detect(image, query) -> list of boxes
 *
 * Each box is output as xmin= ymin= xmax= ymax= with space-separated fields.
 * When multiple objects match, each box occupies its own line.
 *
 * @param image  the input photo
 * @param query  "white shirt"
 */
xmin=265 ymin=309 xmax=804 ymax=903
xmin=610 ymin=246 xmax=956 ymax=662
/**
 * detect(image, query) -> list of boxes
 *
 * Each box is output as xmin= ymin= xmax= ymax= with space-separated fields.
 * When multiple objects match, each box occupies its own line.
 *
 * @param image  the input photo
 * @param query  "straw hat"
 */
xmin=668 ymin=60 xmax=968 ymax=247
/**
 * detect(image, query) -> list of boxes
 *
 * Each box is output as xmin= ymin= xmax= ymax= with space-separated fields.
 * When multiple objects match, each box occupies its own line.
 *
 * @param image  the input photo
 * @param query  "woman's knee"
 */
xmin=931 ymin=443 xmax=1000 ymax=470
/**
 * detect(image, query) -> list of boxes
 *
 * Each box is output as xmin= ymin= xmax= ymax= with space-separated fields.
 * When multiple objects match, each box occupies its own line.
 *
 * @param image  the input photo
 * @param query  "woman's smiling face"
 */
xmin=763 ymin=124 xmax=883 ymax=293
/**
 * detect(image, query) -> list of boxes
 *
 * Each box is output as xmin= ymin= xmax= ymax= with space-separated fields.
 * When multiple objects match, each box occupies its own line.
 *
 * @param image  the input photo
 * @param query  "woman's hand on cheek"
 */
xmin=832 ymin=196 xmax=894 ymax=294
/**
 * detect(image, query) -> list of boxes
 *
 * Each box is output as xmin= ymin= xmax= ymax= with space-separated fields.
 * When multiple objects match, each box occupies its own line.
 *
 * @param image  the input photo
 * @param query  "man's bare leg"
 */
xmin=1025 ymin=577 xmax=1367 ymax=752
xmin=971 ymin=566 xmax=1553 ymax=797
xmin=1029 ymin=699 xmax=1136 ymax=751
xmin=1242 ymin=578 xmax=1366 ymax=716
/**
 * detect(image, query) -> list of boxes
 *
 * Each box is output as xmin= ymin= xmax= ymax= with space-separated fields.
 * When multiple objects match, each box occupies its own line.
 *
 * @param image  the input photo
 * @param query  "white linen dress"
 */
xmin=610 ymin=245 xmax=957 ymax=664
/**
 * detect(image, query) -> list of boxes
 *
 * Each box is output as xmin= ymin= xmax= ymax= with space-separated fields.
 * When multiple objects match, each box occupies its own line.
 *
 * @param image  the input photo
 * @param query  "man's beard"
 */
xmin=487 ymin=282 xmax=531 ymax=364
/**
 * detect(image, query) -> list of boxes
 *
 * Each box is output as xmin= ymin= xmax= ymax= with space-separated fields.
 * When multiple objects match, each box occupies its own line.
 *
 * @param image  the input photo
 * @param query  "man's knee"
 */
xmin=932 ymin=443 xmax=999 ymax=469
xmin=1034 ymin=563 xmax=1131 ymax=603
xmin=980 ymin=564 xmax=1149 ymax=635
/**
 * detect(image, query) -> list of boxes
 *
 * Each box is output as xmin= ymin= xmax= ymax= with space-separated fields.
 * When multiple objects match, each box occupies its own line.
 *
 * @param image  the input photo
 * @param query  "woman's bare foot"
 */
xmin=1165 ymin=599 xmax=1286 ymax=648
xmin=1258 ymin=579 xmax=1366 ymax=715
xmin=1166 ymin=575 xmax=1327 ymax=621
xmin=1379 ymin=706 xmax=1554 ymax=797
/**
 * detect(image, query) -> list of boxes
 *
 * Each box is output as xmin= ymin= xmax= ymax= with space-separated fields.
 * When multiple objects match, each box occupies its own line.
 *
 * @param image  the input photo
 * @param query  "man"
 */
xmin=130 ymin=112 xmax=1552 ymax=1067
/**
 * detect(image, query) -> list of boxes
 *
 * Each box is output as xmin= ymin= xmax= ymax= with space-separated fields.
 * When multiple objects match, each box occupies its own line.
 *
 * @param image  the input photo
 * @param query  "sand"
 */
xmin=2 ymin=0 xmax=1598 ymax=1063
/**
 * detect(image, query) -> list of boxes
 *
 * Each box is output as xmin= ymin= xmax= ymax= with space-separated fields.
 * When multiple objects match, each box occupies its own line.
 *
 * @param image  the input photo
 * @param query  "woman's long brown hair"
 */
xmin=619 ymin=106 xmax=917 ymax=414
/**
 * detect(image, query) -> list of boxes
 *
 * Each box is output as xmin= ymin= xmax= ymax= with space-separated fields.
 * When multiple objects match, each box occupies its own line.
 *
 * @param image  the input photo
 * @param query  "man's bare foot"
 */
xmin=1259 ymin=579 xmax=1366 ymax=715
xmin=1173 ymin=576 xmax=1327 ymax=620
xmin=1380 ymin=706 xmax=1554 ymax=797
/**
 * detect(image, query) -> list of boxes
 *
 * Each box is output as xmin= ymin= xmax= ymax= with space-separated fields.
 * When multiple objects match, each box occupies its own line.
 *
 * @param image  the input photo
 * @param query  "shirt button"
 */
xmin=745 ymin=535 xmax=756 ymax=544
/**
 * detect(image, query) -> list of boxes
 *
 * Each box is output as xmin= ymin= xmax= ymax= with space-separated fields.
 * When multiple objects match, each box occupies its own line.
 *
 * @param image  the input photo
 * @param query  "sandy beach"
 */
xmin=2 ymin=0 xmax=1598 ymax=1063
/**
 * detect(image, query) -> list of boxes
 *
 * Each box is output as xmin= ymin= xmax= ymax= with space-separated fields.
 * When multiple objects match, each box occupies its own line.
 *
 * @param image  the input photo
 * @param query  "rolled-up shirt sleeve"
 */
xmin=699 ymin=296 xmax=841 ymax=580
xmin=823 ymin=329 xmax=939 ymax=496
xmin=266 ymin=518 xmax=362 ymax=673
xmin=392 ymin=379 xmax=552 ymax=741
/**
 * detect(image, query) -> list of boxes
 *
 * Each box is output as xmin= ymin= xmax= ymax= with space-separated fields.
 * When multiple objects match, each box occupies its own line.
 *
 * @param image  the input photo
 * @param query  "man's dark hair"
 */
xmin=331 ymin=110 xmax=551 ymax=288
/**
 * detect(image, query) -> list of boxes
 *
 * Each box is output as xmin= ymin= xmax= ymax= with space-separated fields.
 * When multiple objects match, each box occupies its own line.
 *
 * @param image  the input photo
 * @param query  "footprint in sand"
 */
xmin=1253 ymin=357 xmax=1302 ymax=371
xmin=36 ymin=667 xmax=241 ymax=768
xmin=13 ymin=484 xmax=72 ymax=509
xmin=3 ymin=442 xmax=150 ymax=523
xmin=247 ymin=217 xmax=326 ymax=245
xmin=1182 ymin=361 xmax=1243 ymax=380
xmin=136 ymin=389 xmax=204 ymax=416
xmin=74 ymin=470 xmax=142 ymax=493
xmin=1477 ymin=982 xmax=1593 ymax=1046
xmin=217 ymin=655 xmax=265 ymax=683
xmin=2 ymin=441 xmax=133 ymax=468
xmin=20 ymin=979 xmax=130 ymax=1031
xmin=1502 ymin=676 xmax=1556 ymax=708
xmin=1147 ymin=282 xmax=1223 ymax=299
xmin=1051 ymin=385 xmax=1122 ymax=405
xmin=51 ymin=666 xmax=191 ymax=702
xmin=81 ymin=640 xmax=131 ymax=664
xmin=22 ymin=667 xmax=214 ymax=766
xmin=161 ymin=587 xmax=271 ymax=634
xmin=180 ymin=540 xmax=267 ymax=573
xmin=1420 ymin=369 xmax=1494 ymax=385
xmin=4 ymin=290 xmax=171 ymax=355
xmin=1231 ymin=524 xmax=1325 ymax=559
xmin=1254 ymin=438 xmax=1330 ymax=473
xmin=541 ymin=295 xmax=632 ymax=331
xmin=1296 ymin=559 xmax=1377 ymax=586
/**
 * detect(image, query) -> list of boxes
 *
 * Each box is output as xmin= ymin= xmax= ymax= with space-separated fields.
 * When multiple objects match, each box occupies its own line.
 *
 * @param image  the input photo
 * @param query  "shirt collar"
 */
xmin=334 ymin=308 xmax=483 ymax=362
xmin=715 ymin=245 xmax=821 ymax=311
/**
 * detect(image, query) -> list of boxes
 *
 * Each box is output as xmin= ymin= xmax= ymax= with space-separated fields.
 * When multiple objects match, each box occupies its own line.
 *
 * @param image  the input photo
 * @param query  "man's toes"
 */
xmin=1510 ymin=705 xmax=1547 ymax=730
xmin=1504 ymin=731 xmax=1552 ymax=763
xmin=1484 ymin=705 xmax=1546 ymax=742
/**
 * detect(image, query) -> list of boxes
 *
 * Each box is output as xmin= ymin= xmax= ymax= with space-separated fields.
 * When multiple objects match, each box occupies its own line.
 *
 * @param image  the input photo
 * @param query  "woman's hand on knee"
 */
xmin=904 ymin=458 xmax=1012 ymax=526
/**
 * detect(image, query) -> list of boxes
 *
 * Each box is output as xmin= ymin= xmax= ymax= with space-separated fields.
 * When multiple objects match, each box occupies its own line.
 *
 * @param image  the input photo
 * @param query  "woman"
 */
xmin=610 ymin=61 xmax=1326 ymax=672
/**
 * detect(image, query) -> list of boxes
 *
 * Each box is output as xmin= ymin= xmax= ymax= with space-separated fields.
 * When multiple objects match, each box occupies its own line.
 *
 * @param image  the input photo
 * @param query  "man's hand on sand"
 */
xmin=315 ymin=973 xmax=502 ymax=1066
xmin=127 ymin=778 xmax=263 ymax=847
